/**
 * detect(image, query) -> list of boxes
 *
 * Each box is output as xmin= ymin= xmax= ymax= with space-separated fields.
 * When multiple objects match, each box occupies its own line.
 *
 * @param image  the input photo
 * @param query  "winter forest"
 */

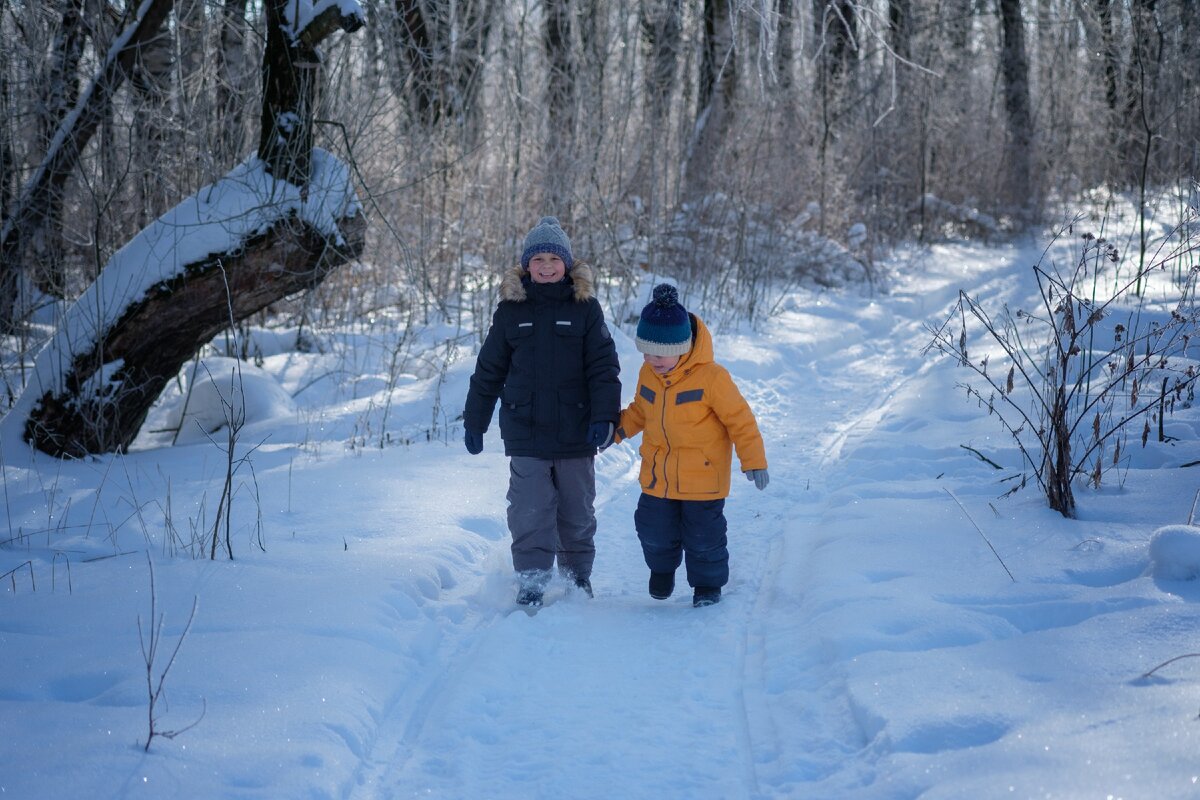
xmin=2 ymin=0 xmax=1196 ymax=350
xmin=4 ymin=1 xmax=1200 ymax=798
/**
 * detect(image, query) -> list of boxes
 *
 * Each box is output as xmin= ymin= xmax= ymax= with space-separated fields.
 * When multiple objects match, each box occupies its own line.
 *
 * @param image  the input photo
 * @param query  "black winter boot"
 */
xmin=516 ymin=569 xmax=550 ymax=607
xmin=574 ymin=577 xmax=594 ymax=597
xmin=692 ymin=586 xmax=721 ymax=607
xmin=516 ymin=586 xmax=544 ymax=607
xmin=649 ymin=571 xmax=675 ymax=600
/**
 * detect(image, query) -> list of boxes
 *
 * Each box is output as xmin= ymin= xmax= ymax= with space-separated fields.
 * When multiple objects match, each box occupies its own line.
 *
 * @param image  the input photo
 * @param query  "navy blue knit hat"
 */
xmin=520 ymin=216 xmax=574 ymax=271
xmin=636 ymin=283 xmax=692 ymax=356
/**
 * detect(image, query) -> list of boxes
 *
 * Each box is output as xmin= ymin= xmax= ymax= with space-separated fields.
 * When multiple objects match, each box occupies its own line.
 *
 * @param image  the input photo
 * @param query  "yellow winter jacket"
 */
xmin=615 ymin=313 xmax=767 ymax=500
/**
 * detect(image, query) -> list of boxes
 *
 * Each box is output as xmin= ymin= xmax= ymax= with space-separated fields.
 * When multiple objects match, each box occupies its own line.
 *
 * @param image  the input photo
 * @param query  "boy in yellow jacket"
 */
xmin=612 ymin=283 xmax=769 ymax=607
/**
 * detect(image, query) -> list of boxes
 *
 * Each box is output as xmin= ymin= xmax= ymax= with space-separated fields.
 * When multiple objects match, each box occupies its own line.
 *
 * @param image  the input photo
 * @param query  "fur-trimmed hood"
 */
xmin=499 ymin=262 xmax=596 ymax=303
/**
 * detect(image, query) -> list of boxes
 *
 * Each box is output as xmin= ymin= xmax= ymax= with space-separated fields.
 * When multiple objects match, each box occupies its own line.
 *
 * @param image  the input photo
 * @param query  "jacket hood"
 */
xmin=671 ymin=313 xmax=714 ymax=375
xmin=499 ymin=262 xmax=595 ymax=303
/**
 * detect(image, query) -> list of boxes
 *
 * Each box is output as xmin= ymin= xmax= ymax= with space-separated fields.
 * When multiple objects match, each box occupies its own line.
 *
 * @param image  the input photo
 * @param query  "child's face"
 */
xmin=644 ymin=353 xmax=680 ymax=375
xmin=527 ymin=252 xmax=567 ymax=284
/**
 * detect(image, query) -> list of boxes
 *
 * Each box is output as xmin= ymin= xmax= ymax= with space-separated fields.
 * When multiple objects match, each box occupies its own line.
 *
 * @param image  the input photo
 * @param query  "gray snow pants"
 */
xmin=506 ymin=456 xmax=597 ymax=580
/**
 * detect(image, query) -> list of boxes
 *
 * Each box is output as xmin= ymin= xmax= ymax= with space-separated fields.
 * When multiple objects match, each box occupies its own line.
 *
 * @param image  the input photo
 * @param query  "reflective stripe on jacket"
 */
xmin=616 ymin=313 xmax=766 ymax=500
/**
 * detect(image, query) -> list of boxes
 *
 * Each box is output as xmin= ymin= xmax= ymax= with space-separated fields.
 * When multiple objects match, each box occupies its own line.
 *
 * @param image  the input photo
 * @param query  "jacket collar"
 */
xmin=500 ymin=263 xmax=595 ymax=303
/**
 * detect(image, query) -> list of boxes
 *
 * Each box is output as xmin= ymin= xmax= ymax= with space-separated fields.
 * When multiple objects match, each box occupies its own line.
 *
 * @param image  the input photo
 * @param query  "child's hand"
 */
xmin=464 ymin=429 xmax=484 ymax=455
xmin=744 ymin=469 xmax=769 ymax=490
xmin=587 ymin=421 xmax=614 ymax=450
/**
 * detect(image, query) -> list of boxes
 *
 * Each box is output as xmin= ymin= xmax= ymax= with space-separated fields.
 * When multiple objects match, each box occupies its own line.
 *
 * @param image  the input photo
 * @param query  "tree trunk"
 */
xmin=392 ymin=0 xmax=441 ymax=127
xmin=1093 ymin=0 xmax=1119 ymax=116
xmin=633 ymin=0 xmax=683 ymax=225
xmin=1122 ymin=0 xmax=1163 ymax=185
xmin=0 ymin=18 xmax=12 ymax=238
xmin=998 ymin=0 xmax=1034 ymax=215
xmin=24 ymin=214 xmax=366 ymax=457
xmin=260 ymin=2 xmax=313 ymax=184
xmin=775 ymin=0 xmax=794 ymax=94
xmin=390 ymin=0 xmax=495 ymax=145
xmin=684 ymin=0 xmax=736 ymax=199
xmin=176 ymin=0 xmax=206 ymax=112
xmin=0 ymin=0 xmax=177 ymax=331
xmin=542 ymin=0 xmax=577 ymax=213
xmin=30 ymin=0 xmax=87 ymax=298
xmin=452 ymin=0 xmax=495 ymax=149
xmin=215 ymin=0 xmax=252 ymax=169
xmin=812 ymin=0 xmax=857 ymax=93
xmin=131 ymin=10 xmax=174 ymax=227
xmin=810 ymin=0 xmax=854 ymax=233
xmin=888 ymin=0 xmax=911 ymax=62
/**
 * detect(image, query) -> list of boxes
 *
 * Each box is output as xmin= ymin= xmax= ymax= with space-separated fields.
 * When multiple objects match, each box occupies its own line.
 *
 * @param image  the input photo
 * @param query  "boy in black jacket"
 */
xmin=463 ymin=217 xmax=621 ymax=607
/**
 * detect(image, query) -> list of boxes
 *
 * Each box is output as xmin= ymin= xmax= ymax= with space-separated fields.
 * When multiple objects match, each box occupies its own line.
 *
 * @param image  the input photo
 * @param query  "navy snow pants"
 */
xmin=634 ymin=493 xmax=728 ymax=589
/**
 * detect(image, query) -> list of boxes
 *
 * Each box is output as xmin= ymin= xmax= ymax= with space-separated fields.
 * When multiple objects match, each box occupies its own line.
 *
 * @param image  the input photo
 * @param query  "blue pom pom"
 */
xmin=653 ymin=283 xmax=678 ymax=307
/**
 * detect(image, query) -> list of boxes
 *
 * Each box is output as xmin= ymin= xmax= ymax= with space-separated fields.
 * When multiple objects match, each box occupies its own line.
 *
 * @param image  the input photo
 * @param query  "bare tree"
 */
xmin=543 ymin=0 xmax=578 ymax=213
xmin=215 ymin=0 xmax=253 ymax=169
xmin=30 ymin=0 xmax=87 ymax=298
xmin=0 ymin=21 xmax=11 ymax=237
xmin=389 ymin=0 xmax=495 ymax=145
xmin=998 ymin=0 xmax=1035 ymax=217
xmin=813 ymin=0 xmax=857 ymax=93
xmin=131 ymin=11 xmax=174 ymax=228
xmin=684 ymin=0 xmax=737 ymax=199
xmin=775 ymin=0 xmax=795 ymax=95
xmin=2 ymin=0 xmax=1198 ymax=401
xmin=0 ymin=0 xmax=176 ymax=331
xmin=808 ymin=0 xmax=857 ymax=233
xmin=633 ymin=0 xmax=683 ymax=223
xmin=1093 ymin=0 xmax=1120 ymax=124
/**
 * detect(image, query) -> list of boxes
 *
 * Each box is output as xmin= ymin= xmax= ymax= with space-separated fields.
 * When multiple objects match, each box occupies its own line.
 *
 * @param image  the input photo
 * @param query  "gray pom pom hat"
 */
xmin=520 ymin=216 xmax=574 ymax=271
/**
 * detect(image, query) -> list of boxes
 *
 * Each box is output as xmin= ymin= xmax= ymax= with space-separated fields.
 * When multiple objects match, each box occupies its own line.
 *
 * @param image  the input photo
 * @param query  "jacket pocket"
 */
xmin=557 ymin=385 xmax=588 ymax=443
xmin=674 ymin=447 xmax=720 ymax=495
xmin=553 ymin=319 xmax=585 ymax=374
xmin=499 ymin=386 xmax=533 ymax=441
xmin=505 ymin=320 xmax=535 ymax=344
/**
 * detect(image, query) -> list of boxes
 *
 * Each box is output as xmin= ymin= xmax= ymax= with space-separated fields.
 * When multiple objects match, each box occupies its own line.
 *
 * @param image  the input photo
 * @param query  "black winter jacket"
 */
xmin=463 ymin=264 xmax=621 ymax=459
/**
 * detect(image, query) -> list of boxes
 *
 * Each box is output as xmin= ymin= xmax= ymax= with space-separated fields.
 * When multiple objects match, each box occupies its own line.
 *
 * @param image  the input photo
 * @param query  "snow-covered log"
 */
xmin=0 ymin=0 xmax=369 ymax=458
xmin=5 ymin=152 xmax=364 ymax=458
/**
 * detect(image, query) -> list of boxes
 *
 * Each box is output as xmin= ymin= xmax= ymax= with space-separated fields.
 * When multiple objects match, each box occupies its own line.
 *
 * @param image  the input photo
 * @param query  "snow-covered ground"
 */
xmin=4 ymin=225 xmax=1200 ymax=799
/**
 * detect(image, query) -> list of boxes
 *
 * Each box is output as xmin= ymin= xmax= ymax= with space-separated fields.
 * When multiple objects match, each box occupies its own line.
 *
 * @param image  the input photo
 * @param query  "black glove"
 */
xmin=464 ymin=428 xmax=484 ymax=455
xmin=587 ymin=421 xmax=614 ymax=450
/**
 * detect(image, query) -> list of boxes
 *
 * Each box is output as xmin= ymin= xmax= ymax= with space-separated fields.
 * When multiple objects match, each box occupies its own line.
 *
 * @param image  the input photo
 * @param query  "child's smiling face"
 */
xmin=527 ymin=252 xmax=567 ymax=284
xmin=644 ymin=353 xmax=681 ymax=375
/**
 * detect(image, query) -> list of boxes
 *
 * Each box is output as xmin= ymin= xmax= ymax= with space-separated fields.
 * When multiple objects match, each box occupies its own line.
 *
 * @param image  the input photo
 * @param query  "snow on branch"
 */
xmin=284 ymin=0 xmax=366 ymax=47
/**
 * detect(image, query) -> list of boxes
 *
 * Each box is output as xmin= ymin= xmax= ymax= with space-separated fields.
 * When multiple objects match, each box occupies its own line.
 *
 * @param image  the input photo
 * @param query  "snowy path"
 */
xmin=338 ymin=244 xmax=1036 ymax=799
xmin=11 ymin=231 xmax=1200 ymax=799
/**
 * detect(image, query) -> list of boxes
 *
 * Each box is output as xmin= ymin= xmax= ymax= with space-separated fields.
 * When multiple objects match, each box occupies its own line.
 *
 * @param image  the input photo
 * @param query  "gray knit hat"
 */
xmin=520 ymin=216 xmax=574 ymax=271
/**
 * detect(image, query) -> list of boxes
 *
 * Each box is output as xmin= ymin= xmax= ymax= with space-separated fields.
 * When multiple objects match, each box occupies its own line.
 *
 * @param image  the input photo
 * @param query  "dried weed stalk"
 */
xmin=926 ymin=218 xmax=1200 ymax=518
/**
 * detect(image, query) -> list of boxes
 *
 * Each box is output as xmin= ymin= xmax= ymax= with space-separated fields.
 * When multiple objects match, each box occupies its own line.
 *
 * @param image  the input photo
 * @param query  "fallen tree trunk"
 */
xmin=22 ymin=212 xmax=364 ymax=457
xmin=2 ymin=1 xmax=369 ymax=457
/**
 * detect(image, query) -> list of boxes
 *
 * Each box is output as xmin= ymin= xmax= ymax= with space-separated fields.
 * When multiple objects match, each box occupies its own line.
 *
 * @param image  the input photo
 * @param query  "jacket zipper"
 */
xmin=660 ymin=380 xmax=671 ymax=495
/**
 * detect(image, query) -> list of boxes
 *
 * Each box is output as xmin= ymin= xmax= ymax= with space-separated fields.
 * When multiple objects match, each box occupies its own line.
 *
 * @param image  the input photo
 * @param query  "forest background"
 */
xmin=1 ymin=0 xmax=1196 ymax=371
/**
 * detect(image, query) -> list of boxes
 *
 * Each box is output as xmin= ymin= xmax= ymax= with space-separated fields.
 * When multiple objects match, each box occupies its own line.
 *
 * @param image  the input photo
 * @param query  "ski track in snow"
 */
xmin=338 ymin=243 xmax=1042 ymax=799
